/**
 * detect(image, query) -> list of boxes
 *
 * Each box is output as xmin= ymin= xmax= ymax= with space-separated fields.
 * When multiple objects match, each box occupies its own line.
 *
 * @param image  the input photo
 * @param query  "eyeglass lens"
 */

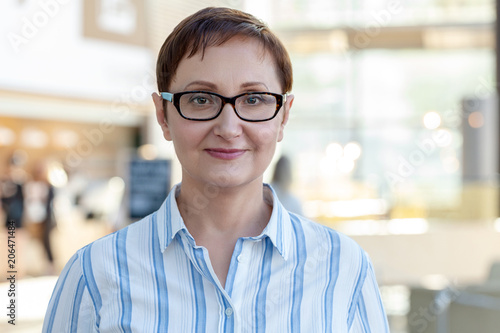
xmin=178 ymin=92 xmax=278 ymax=120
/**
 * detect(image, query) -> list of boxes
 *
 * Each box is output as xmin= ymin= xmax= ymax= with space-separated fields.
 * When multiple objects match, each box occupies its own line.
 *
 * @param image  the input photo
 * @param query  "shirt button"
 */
xmin=237 ymin=254 xmax=244 ymax=262
xmin=225 ymin=308 xmax=233 ymax=317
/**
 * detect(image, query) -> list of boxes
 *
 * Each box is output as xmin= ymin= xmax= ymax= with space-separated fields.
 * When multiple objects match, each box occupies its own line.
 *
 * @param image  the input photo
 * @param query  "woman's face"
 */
xmin=154 ymin=36 xmax=294 ymax=190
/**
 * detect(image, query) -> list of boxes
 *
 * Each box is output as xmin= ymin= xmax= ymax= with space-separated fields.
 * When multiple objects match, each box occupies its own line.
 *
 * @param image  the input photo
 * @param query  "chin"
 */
xmin=202 ymin=172 xmax=264 ymax=190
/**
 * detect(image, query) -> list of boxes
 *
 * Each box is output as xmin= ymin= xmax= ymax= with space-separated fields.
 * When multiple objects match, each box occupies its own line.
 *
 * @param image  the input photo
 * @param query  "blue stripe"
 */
xmin=70 ymin=276 xmax=86 ymax=332
xmin=44 ymin=254 xmax=78 ymax=332
xmin=324 ymin=231 xmax=340 ymax=331
xmin=82 ymin=244 xmax=102 ymax=327
xmin=225 ymin=238 xmax=243 ymax=298
xmin=191 ymin=245 xmax=235 ymax=331
xmin=190 ymin=252 xmax=207 ymax=333
xmin=254 ymin=237 xmax=273 ymax=333
xmin=165 ymin=199 xmax=172 ymax=244
xmin=222 ymin=298 xmax=235 ymax=332
xmin=290 ymin=215 xmax=306 ymax=331
xmin=180 ymin=237 xmax=232 ymax=331
xmin=151 ymin=213 xmax=169 ymax=331
xmin=116 ymin=229 xmax=132 ymax=332
xmin=357 ymin=293 xmax=371 ymax=333
xmin=192 ymin=246 xmax=219 ymax=289
xmin=347 ymin=250 xmax=368 ymax=328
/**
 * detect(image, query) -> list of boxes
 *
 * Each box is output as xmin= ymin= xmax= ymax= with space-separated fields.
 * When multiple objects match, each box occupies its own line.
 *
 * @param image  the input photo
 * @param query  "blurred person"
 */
xmin=0 ymin=157 xmax=25 ymax=229
xmin=1 ymin=151 xmax=28 ymax=277
xmin=271 ymin=155 xmax=303 ymax=215
xmin=43 ymin=7 xmax=389 ymax=332
xmin=24 ymin=160 xmax=55 ymax=273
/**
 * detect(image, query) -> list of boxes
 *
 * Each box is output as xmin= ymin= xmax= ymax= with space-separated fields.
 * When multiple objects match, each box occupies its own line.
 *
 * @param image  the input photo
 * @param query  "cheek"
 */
xmin=170 ymin=124 xmax=204 ymax=153
xmin=252 ymin=123 xmax=282 ymax=147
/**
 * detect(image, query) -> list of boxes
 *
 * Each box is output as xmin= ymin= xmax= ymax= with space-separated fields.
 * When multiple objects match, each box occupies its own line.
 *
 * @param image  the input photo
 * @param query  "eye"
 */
xmin=243 ymin=94 xmax=263 ymax=105
xmin=189 ymin=94 xmax=213 ymax=105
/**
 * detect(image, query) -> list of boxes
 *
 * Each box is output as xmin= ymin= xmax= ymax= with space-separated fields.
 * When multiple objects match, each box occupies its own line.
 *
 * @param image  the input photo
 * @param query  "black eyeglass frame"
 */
xmin=160 ymin=91 xmax=286 ymax=122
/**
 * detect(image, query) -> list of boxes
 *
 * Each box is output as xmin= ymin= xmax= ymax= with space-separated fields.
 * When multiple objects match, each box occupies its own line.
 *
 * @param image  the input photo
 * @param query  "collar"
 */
xmin=156 ymin=183 xmax=291 ymax=260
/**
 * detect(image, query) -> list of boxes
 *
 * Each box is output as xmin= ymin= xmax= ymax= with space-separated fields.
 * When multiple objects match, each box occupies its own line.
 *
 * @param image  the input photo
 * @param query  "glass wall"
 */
xmin=251 ymin=0 xmax=496 ymax=225
xmin=281 ymin=49 xmax=494 ymax=223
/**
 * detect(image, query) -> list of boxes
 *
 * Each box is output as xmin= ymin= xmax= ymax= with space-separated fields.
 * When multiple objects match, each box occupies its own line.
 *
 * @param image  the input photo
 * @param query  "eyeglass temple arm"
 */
xmin=160 ymin=92 xmax=173 ymax=102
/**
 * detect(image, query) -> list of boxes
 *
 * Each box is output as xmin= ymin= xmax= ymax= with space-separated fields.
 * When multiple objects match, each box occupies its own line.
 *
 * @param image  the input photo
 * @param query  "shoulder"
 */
xmin=73 ymin=213 xmax=157 ymax=268
xmin=287 ymin=214 xmax=379 ymax=313
xmin=94 ymin=213 xmax=154 ymax=242
xmin=286 ymin=212 xmax=372 ymax=286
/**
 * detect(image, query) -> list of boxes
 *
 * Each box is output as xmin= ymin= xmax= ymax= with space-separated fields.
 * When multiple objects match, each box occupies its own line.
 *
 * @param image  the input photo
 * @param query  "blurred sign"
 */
xmin=129 ymin=159 xmax=171 ymax=219
xmin=83 ymin=0 xmax=146 ymax=46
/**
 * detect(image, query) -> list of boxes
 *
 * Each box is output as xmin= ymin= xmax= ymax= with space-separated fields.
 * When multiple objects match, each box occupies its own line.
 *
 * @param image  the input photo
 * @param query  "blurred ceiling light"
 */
xmin=21 ymin=127 xmax=48 ymax=148
xmin=326 ymin=142 xmax=343 ymax=160
xmin=320 ymin=155 xmax=336 ymax=176
xmin=337 ymin=157 xmax=355 ymax=174
xmin=102 ymin=177 xmax=126 ymax=215
xmin=423 ymin=111 xmax=441 ymax=130
xmin=47 ymin=161 xmax=68 ymax=188
xmin=138 ymin=144 xmax=158 ymax=160
xmin=434 ymin=129 xmax=453 ymax=148
xmin=108 ymin=177 xmax=125 ymax=193
xmin=387 ymin=218 xmax=429 ymax=235
xmin=468 ymin=111 xmax=484 ymax=128
xmin=0 ymin=126 xmax=16 ymax=146
xmin=344 ymin=142 xmax=362 ymax=160
xmin=53 ymin=130 xmax=79 ymax=148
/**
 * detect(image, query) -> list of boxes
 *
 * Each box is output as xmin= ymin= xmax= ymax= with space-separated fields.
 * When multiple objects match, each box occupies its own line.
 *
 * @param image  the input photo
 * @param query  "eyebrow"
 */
xmin=183 ymin=80 xmax=270 ymax=92
xmin=241 ymin=81 xmax=270 ymax=91
xmin=184 ymin=81 xmax=217 ymax=91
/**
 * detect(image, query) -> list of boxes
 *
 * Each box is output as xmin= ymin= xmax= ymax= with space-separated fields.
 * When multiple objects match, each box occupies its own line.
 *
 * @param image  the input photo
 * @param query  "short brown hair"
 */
xmin=156 ymin=7 xmax=293 ymax=93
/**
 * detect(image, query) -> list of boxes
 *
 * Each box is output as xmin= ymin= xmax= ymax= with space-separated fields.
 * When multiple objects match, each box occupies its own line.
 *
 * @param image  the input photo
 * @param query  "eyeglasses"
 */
xmin=160 ymin=91 xmax=286 ymax=122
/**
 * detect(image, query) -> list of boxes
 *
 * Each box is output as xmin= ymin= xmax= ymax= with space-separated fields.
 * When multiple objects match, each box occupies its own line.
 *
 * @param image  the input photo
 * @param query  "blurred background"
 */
xmin=1 ymin=0 xmax=499 ymax=332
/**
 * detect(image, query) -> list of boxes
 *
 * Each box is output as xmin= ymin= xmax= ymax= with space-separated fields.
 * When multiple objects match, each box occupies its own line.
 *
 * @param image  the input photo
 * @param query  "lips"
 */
xmin=205 ymin=148 xmax=247 ymax=160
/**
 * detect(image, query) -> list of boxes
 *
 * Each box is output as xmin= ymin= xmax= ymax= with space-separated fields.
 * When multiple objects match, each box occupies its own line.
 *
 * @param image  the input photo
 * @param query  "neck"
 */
xmin=176 ymin=178 xmax=271 ymax=240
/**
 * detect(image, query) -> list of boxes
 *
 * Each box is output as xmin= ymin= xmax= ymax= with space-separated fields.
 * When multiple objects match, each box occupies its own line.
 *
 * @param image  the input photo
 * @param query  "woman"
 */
xmin=44 ymin=7 xmax=389 ymax=332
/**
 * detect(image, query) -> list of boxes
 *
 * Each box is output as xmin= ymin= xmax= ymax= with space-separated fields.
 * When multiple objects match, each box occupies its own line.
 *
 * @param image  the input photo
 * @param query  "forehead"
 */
xmin=171 ymin=37 xmax=280 ymax=91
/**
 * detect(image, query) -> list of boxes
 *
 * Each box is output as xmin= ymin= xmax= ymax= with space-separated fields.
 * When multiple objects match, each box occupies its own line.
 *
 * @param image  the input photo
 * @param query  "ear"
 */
xmin=277 ymin=94 xmax=294 ymax=142
xmin=152 ymin=92 xmax=172 ymax=141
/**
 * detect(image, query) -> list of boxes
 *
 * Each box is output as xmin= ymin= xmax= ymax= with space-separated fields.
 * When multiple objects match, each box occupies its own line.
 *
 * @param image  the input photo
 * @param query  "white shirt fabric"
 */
xmin=43 ymin=184 xmax=389 ymax=332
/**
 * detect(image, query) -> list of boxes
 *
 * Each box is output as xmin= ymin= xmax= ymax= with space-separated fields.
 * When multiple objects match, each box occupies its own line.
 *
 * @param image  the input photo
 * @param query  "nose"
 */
xmin=213 ymin=103 xmax=243 ymax=140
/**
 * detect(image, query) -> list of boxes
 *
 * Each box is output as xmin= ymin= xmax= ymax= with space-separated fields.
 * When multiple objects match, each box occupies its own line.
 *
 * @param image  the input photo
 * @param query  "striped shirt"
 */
xmin=43 ymin=184 xmax=389 ymax=332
